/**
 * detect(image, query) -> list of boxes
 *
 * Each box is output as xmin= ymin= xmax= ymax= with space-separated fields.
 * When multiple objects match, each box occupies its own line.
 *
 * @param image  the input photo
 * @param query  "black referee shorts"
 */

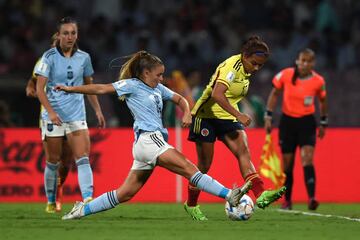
xmin=188 ymin=116 xmax=244 ymax=143
xmin=279 ymin=113 xmax=317 ymax=153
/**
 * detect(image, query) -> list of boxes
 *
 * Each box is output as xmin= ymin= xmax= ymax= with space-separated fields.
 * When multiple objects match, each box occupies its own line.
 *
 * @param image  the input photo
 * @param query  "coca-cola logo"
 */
xmin=0 ymin=130 xmax=110 ymax=174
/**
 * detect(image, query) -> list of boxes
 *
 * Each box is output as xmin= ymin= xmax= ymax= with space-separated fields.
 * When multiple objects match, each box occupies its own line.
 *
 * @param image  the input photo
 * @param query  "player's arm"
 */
xmin=83 ymin=76 xmax=106 ymax=128
xmin=171 ymin=93 xmax=192 ymax=128
xmin=264 ymin=87 xmax=282 ymax=133
xmin=55 ymin=83 xmax=116 ymax=95
xmin=211 ymin=81 xmax=251 ymax=126
xmin=36 ymin=75 xmax=62 ymax=125
xmin=317 ymin=95 xmax=328 ymax=139
xmin=26 ymin=76 xmax=37 ymax=97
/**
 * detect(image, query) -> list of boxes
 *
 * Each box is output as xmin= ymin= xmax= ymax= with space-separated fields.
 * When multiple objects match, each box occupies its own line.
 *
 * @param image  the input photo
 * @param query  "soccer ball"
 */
xmin=225 ymin=194 xmax=254 ymax=221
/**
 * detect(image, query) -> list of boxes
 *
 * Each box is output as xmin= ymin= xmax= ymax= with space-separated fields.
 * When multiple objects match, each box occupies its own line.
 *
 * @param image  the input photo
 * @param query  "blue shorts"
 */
xmin=188 ymin=117 xmax=244 ymax=143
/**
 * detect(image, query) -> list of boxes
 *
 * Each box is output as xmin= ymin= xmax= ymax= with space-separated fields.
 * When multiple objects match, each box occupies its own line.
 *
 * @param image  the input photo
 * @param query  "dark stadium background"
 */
xmin=0 ymin=0 xmax=359 ymax=128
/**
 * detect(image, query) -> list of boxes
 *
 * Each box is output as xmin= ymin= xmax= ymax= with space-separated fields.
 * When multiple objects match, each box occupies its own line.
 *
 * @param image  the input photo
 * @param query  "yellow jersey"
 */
xmin=191 ymin=54 xmax=251 ymax=120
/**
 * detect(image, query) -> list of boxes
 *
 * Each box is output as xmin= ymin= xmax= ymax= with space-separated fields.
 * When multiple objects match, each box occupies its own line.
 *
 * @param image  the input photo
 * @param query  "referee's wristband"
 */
xmin=320 ymin=116 xmax=328 ymax=127
xmin=264 ymin=110 xmax=273 ymax=119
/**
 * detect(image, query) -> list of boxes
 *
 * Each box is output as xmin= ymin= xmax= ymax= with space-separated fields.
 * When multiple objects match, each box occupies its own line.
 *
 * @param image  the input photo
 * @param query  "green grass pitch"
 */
xmin=0 ymin=203 xmax=359 ymax=240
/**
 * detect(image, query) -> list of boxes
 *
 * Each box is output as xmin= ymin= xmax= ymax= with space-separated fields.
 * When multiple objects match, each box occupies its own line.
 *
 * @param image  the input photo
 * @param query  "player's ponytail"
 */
xmin=291 ymin=65 xmax=299 ymax=85
xmin=119 ymin=51 xmax=163 ymax=80
xmin=241 ymin=35 xmax=270 ymax=58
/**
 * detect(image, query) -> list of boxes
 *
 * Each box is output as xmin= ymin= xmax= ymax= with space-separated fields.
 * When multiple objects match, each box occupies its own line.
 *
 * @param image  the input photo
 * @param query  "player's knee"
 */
xmin=47 ymin=155 xmax=61 ymax=164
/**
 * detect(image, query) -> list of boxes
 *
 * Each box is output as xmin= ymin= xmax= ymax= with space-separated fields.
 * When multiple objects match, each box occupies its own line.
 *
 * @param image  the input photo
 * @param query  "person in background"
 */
xmin=55 ymin=50 xmax=252 ymax=220
xmin=25 ymin=33 xmax=72 ymax=212
xmin=35 ymin=17 xmax=105 ymax=213
xmin=185 ymin=35 xmax=286 ymax=221
xmin=264 ymin=48 xmax=328 ymax=210
xmin=164 ymin=70 xmax=195 ymax=127
xmin=0 ymin=100 xmax=14 ymax=127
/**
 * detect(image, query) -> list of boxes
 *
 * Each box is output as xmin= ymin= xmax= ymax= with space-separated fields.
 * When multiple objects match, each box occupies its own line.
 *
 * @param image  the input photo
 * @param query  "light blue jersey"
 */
xmin=112 ymin=79 xmax=174 ymax=141
xmin=35 ymin=46 xmax=94 ymax=122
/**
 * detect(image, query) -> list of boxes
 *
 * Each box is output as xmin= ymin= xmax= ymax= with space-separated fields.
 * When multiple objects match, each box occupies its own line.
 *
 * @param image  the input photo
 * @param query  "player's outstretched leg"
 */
xmin=62 ymin=201 xmax=84 ymax=220
xmin=227 ymin=181 xmax=252 ymax=207
xmin=256 ymin=186 xmax=286 ymax=209
xmin=183 ymin=175 xmax=252 ymax=221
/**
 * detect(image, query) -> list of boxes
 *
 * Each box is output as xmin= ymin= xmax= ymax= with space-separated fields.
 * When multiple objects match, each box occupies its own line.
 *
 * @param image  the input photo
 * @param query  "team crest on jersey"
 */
xmin=201 ymin=128 xmax=209 ymax=137
xmin=47 ymin=123 xmax=54 ymax=132
xmin=67 ymin=71 xmax=73 ymax=79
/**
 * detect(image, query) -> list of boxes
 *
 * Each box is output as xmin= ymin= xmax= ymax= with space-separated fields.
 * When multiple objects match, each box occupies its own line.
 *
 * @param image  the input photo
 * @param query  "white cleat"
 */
xmin=227 ymin=181 xmax=252 ymax=207
xmin=62 ymin=201 xmax=84 ymax=220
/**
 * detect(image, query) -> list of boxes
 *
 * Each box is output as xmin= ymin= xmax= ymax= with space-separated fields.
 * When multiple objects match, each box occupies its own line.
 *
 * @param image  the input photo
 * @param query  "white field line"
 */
xmin=275 ymin=209 xmax=360 ymax=222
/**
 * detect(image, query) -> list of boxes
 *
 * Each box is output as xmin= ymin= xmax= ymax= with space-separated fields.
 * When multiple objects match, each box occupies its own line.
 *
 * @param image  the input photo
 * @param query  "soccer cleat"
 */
xmin=256 ymin=186 xmax=287 ymax=209
xmin=308 ymin=198 xmax=319 ymax=210
xmin=55 ymin=183 xmax=63 ymax=212
xmin=227 ymin=181 xmax=252 ymax=207
xmin=62 ymin=201 xmax=85 ymax=220
xmin=280 ymin=200 xmax=292 ymax=210
xmin=184 ymin=202 xmax=208 ymax=221
xmin=45 ymin=203 xmax=56 ymax=213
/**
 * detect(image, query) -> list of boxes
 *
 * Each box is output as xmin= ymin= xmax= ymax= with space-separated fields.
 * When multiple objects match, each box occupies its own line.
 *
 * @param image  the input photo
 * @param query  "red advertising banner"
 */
xmin=0 ymin=128 xmax=359 ymax=203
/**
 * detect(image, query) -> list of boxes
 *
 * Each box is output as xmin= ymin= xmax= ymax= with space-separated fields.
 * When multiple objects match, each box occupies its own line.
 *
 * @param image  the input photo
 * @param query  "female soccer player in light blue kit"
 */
xmin=56 ymin=50 xmax=252 ymax=220
xmin=35 ymin=17 xmax=105 ymax=213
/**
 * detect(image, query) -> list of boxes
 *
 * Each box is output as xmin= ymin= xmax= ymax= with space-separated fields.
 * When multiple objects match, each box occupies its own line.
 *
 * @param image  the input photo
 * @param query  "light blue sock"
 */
xmin=44 ymin=161 xmax=59 ymax=203
xmin=83 ymin=190 xmax=119 ymax=216
xmin=76 ymin=156 xmax=93 ymax=200
xmin=190 ymin=171 xmax=230 ymax=199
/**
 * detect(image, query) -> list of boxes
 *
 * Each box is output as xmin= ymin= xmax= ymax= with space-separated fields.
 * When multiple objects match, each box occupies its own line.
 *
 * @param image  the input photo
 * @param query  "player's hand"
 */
xmin=49 ymin=111 xmax=62 ymax=126
xmin=26 ymin=86 xmax=37 ymax=98
xmin=237 ymin=113 xmax=252 ymax=127
xmin=54 ymin=85 xmax=70 ymax=92
xmin=264 ymin=116 xmax=272 ymax=133
xmin=318 ymin=125 xmax=326 ymax=139
xmin=96 ymin=111 xmax=106 ymax=128
xmin=181 ymin=112 xmax=192 ymax=128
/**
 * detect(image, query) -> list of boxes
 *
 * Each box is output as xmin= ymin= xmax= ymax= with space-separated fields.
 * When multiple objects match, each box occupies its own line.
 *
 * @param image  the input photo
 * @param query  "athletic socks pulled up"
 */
xmin=76 ymin=156 xmax=93 ymax=200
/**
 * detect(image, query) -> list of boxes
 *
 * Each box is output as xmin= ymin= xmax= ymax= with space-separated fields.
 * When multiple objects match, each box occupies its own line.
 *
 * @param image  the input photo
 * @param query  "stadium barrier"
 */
xmin=0 ymin=128 xmax=359 ymax=203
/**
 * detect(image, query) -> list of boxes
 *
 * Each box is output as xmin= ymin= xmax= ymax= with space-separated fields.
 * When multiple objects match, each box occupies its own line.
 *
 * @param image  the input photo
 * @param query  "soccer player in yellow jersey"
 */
xmin=185 ymin=36 xmax=286 ymax=220
xmin=25 ymin=34 xmax=72 ymax=213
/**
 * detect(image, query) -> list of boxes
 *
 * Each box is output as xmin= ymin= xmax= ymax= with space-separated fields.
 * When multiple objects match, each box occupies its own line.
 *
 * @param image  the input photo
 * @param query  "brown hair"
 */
xmin=241 ymin=35 xmax=270 ymax=58
xmin=119 ymin=50 xmax=163 ymax=80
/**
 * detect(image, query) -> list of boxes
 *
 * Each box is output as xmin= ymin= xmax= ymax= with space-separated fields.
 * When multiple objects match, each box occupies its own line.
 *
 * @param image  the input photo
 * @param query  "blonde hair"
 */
xmin=119 ymin=50 xmax=163 ymax=80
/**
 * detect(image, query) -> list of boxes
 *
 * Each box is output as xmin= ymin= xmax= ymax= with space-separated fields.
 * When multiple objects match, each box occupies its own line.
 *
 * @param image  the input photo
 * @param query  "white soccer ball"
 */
xmin=225 ymin=194 xmax=254 ymax=221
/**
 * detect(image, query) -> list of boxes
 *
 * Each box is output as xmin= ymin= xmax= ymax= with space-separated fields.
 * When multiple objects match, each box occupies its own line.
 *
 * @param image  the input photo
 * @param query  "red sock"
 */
xmin=187 ymin=183 xmax=201 ymax=206
xmin=245 ymin=173 xmax=264 ymax=198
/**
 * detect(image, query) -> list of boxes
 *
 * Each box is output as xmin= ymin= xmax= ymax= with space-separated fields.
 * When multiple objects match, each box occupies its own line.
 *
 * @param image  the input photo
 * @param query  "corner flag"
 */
xmin=259 ymin=134 xmax=285 ymax=189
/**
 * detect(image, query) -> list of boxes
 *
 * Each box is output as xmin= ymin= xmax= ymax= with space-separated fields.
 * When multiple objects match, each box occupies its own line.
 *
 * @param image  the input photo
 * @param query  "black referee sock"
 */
xmin=304 ymin=165 xmax=316 ymax=198
xmin=284 ymin=169 xmax=293 ymax=202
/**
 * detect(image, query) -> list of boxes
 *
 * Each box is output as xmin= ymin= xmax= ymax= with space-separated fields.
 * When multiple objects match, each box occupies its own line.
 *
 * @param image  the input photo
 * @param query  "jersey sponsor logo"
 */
xmin=226 ymin=71 xmax=235 ymax=81
xmin=37 ymin=62 xmax=48 ymax=73
xmin=201 ymin=128 xmax=209 ymax=137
